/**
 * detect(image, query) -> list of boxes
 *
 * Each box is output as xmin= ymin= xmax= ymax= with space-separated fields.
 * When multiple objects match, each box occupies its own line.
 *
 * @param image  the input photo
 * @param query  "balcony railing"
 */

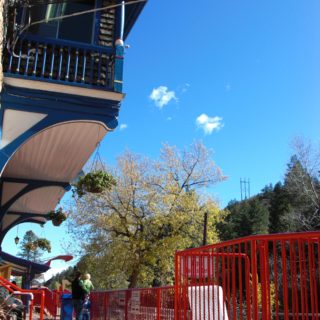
xmin=3 ymin=35 xmax=116 ymax=91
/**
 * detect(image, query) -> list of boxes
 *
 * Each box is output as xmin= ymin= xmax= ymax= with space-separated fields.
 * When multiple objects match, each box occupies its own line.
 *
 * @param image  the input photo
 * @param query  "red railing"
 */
xmin=0 ymin=275 xmax=45 ymax=320
xmin=175 ymin=231 xmax=320 ymax=320
xmin=22 ymin=232 xmax=319 ymax=320
xmin=33 ymin=287 xmax=63 ymax=318
xmin=91 ymin=286 xmax=175 ymax=320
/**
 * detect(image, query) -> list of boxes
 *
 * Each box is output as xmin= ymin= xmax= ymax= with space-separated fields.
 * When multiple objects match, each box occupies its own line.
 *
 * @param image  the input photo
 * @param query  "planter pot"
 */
xmin=85 ymin=185 xmax=104 ymax=193
xmin=52 ymin=220 xmax=62 ymax=227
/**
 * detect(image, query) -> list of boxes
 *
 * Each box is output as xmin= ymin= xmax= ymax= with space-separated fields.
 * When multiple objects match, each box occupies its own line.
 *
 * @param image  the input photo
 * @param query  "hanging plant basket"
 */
xmin=74 ymin=170 xmax=116 ymax=197
xmin=47 ymin=208 xmax=67 ymax=227
xmin=52 ymin=219 xmax=62 ymax=227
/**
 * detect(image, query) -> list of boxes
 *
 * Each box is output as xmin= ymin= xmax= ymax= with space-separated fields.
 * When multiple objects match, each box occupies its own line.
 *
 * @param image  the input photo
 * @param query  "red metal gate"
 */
xmin=175 ymin=232 xmax=320 ymax=320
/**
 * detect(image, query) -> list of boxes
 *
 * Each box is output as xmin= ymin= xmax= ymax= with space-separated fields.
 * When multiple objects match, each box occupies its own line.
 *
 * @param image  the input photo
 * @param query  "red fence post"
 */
xmin=157 ymin=287 xmax=161 ymax=320
xmin=125 ymin=290 xmax=129 ymax=320
xmin=259 ymin=240 xmax=270 ymax=320
xmin=104 ymin=292 xmax=108 ymax=320
xmin=174 ymin=254 xmax=179 ymax=320
xmin=251 ymin=240 xmax=259 ymax=320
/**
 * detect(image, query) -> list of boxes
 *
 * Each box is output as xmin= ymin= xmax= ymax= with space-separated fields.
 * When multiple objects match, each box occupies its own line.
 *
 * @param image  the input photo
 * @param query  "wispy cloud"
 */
xmin=181 ymin=83 xmax=190 ymax=93
xmin=196 ymin=114 xmax=224 ymax=134
xmin=149 ymin=86 xmax=177 ymax=108
xmin=119 ymin=124 xmax=128 ymax=131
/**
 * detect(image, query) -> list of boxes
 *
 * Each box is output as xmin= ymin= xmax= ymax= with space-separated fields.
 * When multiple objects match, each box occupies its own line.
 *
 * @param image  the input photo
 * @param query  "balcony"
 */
xmin=3 ymin=34 xmax=117 ymax=93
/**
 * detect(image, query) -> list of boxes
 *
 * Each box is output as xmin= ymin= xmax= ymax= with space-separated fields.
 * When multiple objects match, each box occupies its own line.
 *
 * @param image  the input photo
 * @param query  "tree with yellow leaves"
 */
xmin=69 ymin=141 xmax=226 ymax=289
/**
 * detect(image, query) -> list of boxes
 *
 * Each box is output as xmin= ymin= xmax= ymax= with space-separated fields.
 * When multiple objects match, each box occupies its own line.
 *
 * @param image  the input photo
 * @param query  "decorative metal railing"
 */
xmin=0 ymin=275 xmax=45 ymax=320
xmin=90 ymin=286 xmax=175 ymax=320
xmin=175 ymin=232 xmax=320 ymax=320
xmin=3 ymin=35 xmax=116 ymax=91
xmin=19 ymin=232 xmax=320 ymax=320
xmin=33 ymin=287 xmax=62 ymax=318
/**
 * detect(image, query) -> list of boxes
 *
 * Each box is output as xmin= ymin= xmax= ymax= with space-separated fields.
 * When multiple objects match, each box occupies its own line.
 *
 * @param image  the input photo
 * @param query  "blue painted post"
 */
xmin=16 ymin=40 xmax=22 ymax=72
xmin=33 ymin=44 xmax=39 ymax=76
xmin=97 ymin=51 xmax=102 ymax=84
xmin=74 ymin=50 xmax=79 ymax=82
xmin=41 ymin=45 xmax=47 ymax=77
xmin=50 ymin=45 xmax=55 ymax=78
xmin=8 ymin=52 xmax=13 ymax=72
xmin=82 ymin=51 xmax=87 ymax=82
xmin=25 ymin=42 xmax=31 ymax=75
xmin=66 ymin=47 xmax=71 ymax=80
xmin=58 ymin=47 xmax=63 ymax=80
xmin=114 ymin=41 xmax=124 ymax=93
xmin=114 ymin=0 xmax=125 ymax=92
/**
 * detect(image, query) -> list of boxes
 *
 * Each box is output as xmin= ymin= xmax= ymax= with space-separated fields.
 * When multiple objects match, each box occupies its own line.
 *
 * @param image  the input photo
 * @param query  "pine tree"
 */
xmin=18 ymin=230 xmax=51 ymax=262
xmin=217 ymin=198 xmax=269 ymax=241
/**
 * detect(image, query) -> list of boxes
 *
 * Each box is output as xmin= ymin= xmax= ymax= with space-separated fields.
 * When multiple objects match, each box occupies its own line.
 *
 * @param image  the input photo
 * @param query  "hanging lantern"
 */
xmin=14 ymin=236 xmax=19 ymax=245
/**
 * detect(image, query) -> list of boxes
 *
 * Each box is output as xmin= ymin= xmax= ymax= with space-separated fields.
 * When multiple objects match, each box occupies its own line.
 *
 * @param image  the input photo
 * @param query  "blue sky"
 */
xmin=3 ymin=0 xmax=320 ymax=270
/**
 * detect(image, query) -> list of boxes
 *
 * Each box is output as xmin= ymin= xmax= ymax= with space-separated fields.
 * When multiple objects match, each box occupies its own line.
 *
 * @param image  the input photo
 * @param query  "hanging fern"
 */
xmin=74 ymin=170 xmax=116 ymax=197
xmin=36 ymin=238 xmax=51 ymax=253
xmin=47 ymin=208 xmax=67 ymax=226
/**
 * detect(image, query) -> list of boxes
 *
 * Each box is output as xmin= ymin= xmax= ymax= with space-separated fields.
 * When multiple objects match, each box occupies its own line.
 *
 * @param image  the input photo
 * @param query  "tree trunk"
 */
xmin=128 ymin=267 xmax=140 ymax=288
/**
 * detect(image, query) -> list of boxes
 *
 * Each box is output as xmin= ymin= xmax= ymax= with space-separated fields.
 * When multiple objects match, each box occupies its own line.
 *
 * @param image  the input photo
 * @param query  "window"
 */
xmin=25 ymin=0 xmax=96 ymax=44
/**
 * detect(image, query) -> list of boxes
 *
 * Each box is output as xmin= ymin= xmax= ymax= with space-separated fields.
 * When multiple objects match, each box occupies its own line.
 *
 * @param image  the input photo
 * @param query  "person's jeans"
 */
xmin=72 ymin=299 xmax=84 ymax=320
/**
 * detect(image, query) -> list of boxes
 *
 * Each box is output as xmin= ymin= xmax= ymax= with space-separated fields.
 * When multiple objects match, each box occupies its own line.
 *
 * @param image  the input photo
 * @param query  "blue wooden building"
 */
xmin=0 ymin=0 xmax=146 ymax=275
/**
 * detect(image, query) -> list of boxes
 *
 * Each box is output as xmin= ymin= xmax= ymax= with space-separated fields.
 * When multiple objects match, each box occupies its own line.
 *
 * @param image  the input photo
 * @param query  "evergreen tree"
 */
xmin=268 ymin=182 xmax=292 ymax=233
xmin=18 ymin=230 xmax=51 ymax=262
xmin=217 ymin=198 xmax=269 ymax=241
xmin=284 ymin=154 xmax=320 ymax=230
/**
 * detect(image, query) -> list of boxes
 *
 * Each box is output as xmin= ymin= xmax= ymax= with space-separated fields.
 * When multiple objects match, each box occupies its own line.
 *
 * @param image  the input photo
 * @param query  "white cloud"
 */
xmin=149 ymin=86 xmax=177 ymax=108
xmin=119 ymin=124 xmax=128 ymax=131
xmin=181 ymin=83 xmax=190 ymax=93
xmin=196 ymin=114 xmax=224 ymax=134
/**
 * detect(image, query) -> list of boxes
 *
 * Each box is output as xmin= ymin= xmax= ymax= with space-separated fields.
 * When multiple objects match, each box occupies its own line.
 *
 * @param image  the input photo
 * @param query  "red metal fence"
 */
xmin=0 ymin=275 xmax=45 ymax=320
xmin=5 ymin=232 xmax=316 ymax=320
xmin=33 ymin=287 xmax=62 ymax=318
xmin=91 ymin=286 xmax=175 ymax=320
xmin=175 ymin=232 xmax=320 ymax=320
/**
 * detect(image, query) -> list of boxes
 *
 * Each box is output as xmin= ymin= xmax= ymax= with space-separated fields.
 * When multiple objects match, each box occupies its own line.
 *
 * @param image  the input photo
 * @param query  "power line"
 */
xmin=20 ymin=0 xmax=147 ymax=29
xmin=8 ymin=0 xmax=147 ymax=56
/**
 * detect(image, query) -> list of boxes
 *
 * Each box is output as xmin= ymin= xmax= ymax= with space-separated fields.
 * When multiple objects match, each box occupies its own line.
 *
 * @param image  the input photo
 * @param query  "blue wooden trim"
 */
xmin=33 ymin=44 xmax=39 ymax=75
xmin=0 ymin=251 xmax=50 ymax=274
xmin=4 ymin=73 xmax=114 ymax=92
xmin=0 ymin=217 xmax=48 ymax=248
xmin=0 ymin=182 xmax=3 ymax=216
xmin=114 ymin=44 xmax=124 ymax=93
xmin=5 ymin=35 xmax=116 ymax=90
xmin=0 ymin=180 xmax=68 ymax=219
xmin=7 ymin=211 xmax=49 ymax=219
xmin=20 ymin=34 xmax=114 ymax=55
xmin=0 ymin=100 xmax=4 ymax=142
xmin=2 ymin=177 xmax=70 ymax=188
xmin=25 ymin=42 xmax=31 ymax=75
xmin=42 ymin=45 xmax=47 ymax=77
xmin=2 ymin=84 xmax=121 ymax=115
xmin=0 ymin=87 xmax=119 ymax=180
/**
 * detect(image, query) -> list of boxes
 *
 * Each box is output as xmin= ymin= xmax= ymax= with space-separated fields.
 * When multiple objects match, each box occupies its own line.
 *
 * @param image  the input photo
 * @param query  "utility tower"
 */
xmin=240 ymin=178 xmax=250 ymax=200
